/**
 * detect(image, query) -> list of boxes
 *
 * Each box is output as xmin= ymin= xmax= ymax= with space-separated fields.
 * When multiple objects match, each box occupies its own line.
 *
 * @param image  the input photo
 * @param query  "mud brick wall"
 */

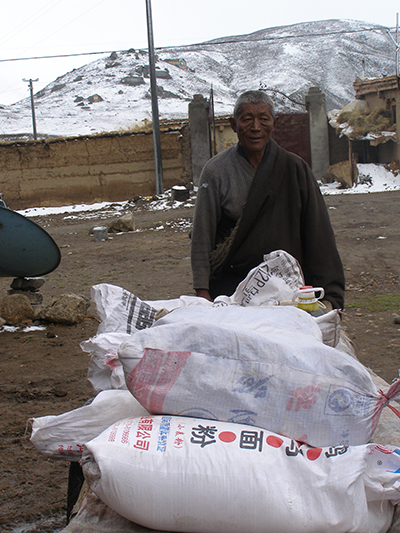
xmin=0 ymin=127 xmax=191 ymax=210
xmin=272 ymin=113 xmax=311 ymax=166
xmin=214 ymin=113 xmax=311 ymax=165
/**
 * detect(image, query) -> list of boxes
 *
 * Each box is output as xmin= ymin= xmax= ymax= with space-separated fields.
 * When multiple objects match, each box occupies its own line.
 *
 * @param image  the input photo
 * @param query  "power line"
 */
xmin=0 ymin=25 xmax=395 ymax=64
xmin=0 ymin=0 xmax=64 ymax=48
xmin=7 ymin=0 xmax=109 ymax=64
xmin=158 ymin=25 xmax=396 ymax=51
xmin=0 ymin=50 xmax=113 ymax=63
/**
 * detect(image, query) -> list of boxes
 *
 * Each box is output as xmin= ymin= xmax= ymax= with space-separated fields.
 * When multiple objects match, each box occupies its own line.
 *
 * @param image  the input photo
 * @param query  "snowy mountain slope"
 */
xmin=0 ymin=19 xmax=396 ymax=138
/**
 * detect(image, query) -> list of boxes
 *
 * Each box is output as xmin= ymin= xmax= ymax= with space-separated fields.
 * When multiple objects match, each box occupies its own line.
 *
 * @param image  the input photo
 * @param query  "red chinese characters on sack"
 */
xmin=133 ymin=416 xmax=154 ymax=451
xmin=286 ymin=385 xmax=321 ymax=412
xmin=174 ymin=422 xmax=186 ymax=449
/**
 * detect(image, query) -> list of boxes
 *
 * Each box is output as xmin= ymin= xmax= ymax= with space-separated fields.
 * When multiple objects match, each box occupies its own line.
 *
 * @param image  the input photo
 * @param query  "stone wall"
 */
xmin=0 ymin=125 xmax=191 ymax=210
xmin=0 ymin=112 xmax=312 ymax=211
xmin=212 ymin=113 xmax=311 ymax=164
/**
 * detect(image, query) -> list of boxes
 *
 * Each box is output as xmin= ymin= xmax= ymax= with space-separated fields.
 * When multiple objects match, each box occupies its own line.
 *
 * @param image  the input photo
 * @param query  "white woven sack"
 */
xmin=81 ymin=415 xmax=400 ymax=533
xmin=30 ymin=390 xmax=148 ymax=461
xmin=119 ymin=305 xmax=400 ymax=447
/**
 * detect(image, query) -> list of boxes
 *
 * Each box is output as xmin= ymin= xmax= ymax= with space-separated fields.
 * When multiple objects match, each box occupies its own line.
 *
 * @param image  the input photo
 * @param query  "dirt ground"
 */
xmin=1 ymin=190 xmax=400 ymax=532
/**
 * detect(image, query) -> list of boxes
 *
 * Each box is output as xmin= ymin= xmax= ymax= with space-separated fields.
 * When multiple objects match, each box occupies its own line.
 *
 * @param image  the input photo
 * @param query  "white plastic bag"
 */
xmin=81 ymin=415 xmax=400 ymax=533
xmin=81 ymin=332 xmax=130 ymax=392
xmin=91 ymin=284 xmax=159 ymax=335
xmin=84 ymin=284 xmax=212 ymax=392
xmin=30 ymin=390 xmax=148 ymax=461
xmin=213 ymin=250 xmax=341 ymax=347
xmin=215 ymin=249 xmax=305 ymax=307
xmin=91 ymin=283 xmax=211 ymax=334
xmin=119 ymin=305 xmax=400 ymax=447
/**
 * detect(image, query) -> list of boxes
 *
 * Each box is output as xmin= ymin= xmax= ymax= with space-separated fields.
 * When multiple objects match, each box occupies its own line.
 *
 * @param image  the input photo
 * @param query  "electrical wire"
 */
xmin=6 ymin=0 xmax=109 ymax=63
xmin=0 ymin=25 xmax=395 ymax=64
xmin=0 ymin=0 xmax=64 ymax=48
xmin=0 ymin=50 xmax=111 ymax=63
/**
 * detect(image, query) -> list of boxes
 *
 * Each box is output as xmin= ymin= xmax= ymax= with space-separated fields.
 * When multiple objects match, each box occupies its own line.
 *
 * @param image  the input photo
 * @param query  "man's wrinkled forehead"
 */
xmin=235 ymin=102 xmax=274 ymax=122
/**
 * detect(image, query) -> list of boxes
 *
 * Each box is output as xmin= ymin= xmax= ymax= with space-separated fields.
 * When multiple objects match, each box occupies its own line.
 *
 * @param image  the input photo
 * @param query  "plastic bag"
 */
xmin=30 ymin=390 xmax=148 ymax=461
xmin=81 ymin=415 xmax=400 ymax=533
xmin=91 ymin=284 xmax=158 ymax=335
xmin=84 ymin=284 xmax=212 ymax=392
xmin=217 ymin=249 xmax=305 ymax=307
xmin=81 ymin=332 xmax=130 ymax=393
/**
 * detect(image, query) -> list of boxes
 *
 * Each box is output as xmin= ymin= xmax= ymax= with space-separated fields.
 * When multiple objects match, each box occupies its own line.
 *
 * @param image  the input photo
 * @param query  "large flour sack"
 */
xmin=81 ymin=415 xmax=400 ymax=533
xmin=118 ymin=305 xmax=400 ymax=447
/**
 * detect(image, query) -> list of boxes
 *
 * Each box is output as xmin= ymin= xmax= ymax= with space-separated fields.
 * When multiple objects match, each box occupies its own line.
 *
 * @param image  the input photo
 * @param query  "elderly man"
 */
xmin=190 ymin=90 xmax=345 ymax=310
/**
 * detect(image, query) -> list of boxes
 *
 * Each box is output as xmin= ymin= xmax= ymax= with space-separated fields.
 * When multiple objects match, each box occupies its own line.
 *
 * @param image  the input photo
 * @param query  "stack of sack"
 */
xmin=30 ymin=251 xmax=400 ymax=533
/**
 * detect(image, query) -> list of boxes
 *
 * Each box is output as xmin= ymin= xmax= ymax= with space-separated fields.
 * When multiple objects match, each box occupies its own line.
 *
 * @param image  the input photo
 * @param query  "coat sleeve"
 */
xmin=299 ymin=162 xmax=345 ymax=310
xmin=190 ymin=165 xmax=221 ymax=290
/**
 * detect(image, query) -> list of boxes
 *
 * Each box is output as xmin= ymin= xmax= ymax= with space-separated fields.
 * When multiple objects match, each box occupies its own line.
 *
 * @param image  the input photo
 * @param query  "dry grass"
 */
xmin=337 ymin=108 xmax=393 ymax=137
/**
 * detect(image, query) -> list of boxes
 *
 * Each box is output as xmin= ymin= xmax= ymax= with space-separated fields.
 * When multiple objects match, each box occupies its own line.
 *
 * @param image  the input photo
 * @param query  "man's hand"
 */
xmin=195 ymin=289 xmax=213 ymax=301
xmin=321 ymin=300 xmax=333 ymax=312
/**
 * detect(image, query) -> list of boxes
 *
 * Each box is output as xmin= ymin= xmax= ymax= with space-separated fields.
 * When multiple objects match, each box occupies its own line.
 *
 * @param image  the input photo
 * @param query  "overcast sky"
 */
xmin=0 ymin=0 xmax=399 ymax=105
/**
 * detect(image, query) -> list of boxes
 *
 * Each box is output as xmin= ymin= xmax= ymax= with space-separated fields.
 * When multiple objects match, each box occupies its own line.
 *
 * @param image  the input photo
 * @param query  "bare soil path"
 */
xmin=1 ymin=191 xmax=400 ymax=532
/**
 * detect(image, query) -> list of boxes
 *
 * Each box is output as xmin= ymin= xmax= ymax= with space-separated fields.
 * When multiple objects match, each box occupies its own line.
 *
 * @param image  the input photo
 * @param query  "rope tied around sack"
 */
xmin=378 ymin=380 xmax=400 ymax=419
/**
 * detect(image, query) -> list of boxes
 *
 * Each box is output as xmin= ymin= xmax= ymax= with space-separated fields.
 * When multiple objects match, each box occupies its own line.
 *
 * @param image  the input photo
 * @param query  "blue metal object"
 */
xmin=0 ymin=205 xmax=61 ymax=277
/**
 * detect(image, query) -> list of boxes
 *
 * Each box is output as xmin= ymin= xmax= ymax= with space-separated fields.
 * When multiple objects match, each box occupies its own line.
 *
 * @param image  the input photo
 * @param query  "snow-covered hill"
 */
xmin=0 ymin=19 xmax=397 ymax=138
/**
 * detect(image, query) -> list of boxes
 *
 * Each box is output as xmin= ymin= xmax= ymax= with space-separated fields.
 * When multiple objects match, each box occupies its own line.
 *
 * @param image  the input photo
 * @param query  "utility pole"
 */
xmin=145 ymin=0 xmax=164 ymax=195
xmin=209 ymin=85 xmax=216 ymax=157
xmin=397 ymin=12 xmax=399 ymax=77
xmin=22 ymin=78 xmax=39 ymax=140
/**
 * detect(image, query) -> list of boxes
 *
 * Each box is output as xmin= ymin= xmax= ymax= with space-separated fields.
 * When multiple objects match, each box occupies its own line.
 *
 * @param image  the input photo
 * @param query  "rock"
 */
xmin=120 ymin=76 xmax=145 ymax=86
xmin=0 ymin=316 xmax=6 ymax=327
xmin=105 ymin=61 xmax=122 ymax=69
xmin=394 ymin=316 xmax=400 ymax=325
xmin=88 ymin=94 xmax=103 ymax=104
xmin=7 ymin=289 xmax=43 ymax=305
xmin=10 ymin=277 xmax=45 ymax=291
xmin=51 ymin=83 xmax=66 ymax=93
xmin=38 ymin=294 xmax=87 ymax=325
xmin=79 ymin=294 xmax=91 ymax=312
xmin=108 ymin=213 xmax=135 ymax=233
xmin=322 ymin=161 xmax=358 ymax=189
xmin=0 ymin=294 xmax=34 ymax=326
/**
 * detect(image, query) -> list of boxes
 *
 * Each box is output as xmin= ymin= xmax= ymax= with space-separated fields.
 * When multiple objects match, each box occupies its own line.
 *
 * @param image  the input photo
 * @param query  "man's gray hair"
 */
xmin=233 ymin=90 xmax=275 ymax=123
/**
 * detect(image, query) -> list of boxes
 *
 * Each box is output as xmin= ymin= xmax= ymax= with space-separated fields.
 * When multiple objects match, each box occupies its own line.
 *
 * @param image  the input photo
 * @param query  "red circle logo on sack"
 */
xmin=306 ymin=448 xmax=322 ymax=461
xmin=218 ymin=431 xmax=236 ymax=443
xmin=266 ymin=435 xmax=284 ymax=448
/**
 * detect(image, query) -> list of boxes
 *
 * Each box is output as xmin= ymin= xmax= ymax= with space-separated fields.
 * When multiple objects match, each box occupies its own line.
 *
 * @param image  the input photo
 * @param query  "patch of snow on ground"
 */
xmin=320 ymin=164 xmax=400 ymax=195
xmin=17 ymin=165 xmax=400 ymax=222
xmin=17 ymin=190 xmax=196 ymax=220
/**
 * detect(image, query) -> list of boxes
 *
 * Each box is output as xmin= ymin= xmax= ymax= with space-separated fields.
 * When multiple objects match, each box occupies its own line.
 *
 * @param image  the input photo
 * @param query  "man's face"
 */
xmin=230 ymin=102 xmax=274 ymax=156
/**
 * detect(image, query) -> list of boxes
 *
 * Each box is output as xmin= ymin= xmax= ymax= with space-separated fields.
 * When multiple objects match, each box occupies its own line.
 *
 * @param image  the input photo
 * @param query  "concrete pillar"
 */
xmin=189 ymin=94 xmax=211 ymax=187
xmin=395 ymin=91 xmax=400 ymax=162
xmin=304 ymin=87 xmax=330 ymax=179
